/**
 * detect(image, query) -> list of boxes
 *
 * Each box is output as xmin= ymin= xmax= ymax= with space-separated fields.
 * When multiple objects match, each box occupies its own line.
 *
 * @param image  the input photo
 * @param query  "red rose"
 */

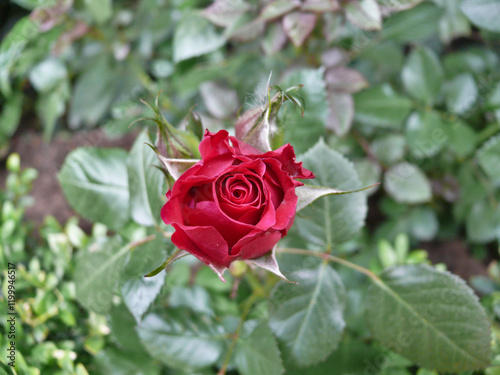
xmin=161 ymin=130 xmax=314 ymax=270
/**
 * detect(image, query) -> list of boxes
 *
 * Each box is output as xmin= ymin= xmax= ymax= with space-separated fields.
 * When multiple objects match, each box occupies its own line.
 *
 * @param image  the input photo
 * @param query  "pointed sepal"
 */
xmin=157 ymin=155 xmax=199 ymax=180
xmin=296 ymin=183 xmax=380 ymax=212
xmin=208 ymin=263 xmax=228 ymax=282
xmin=246 ymin=246 xmax=294 ymax=283
xmin=235 ymin=80 xmax=305 ymax=152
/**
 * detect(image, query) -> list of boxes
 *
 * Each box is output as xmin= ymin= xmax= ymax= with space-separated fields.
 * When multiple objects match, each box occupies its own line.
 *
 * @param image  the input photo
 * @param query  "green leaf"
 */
xmin=382 ymin=2 xmax=442 ymax=42
xmin=137 ymin=310 xmax=227 ymax=370
xmin=295 ymin=183 xmax=377 ymax=212
xmin=84 ymin=0 xmax=113 ymax=24
xmin=121 ymin=236 xmax=168 ymax=322
xmin=405 ymin=110 xmax=447 ymax=158
xmin=94 ymin=348 xmax=160 ymax=375
xmin=234 ymin=323 xmax=284 ymax=375
xmin=366 ymin=264 xmax=491 ymax=372
xmin=384 ymin=162 xmax=432 ymax=204
xmin=75 ymin=237 xmax=128 ymax=314
xmin=466 ymin=199 xmax=500 ymax=243
xmin=260 ymin=0 xmax=301 ymax=20
xmin=284 ymin=337 xmax=383 ymax=375
xmin=202 ymin=0 xmax=251 ymax=27
xmin=444 ymin=118 xmax=476 ymax=158
xmin=282 ymin=12 xmax=317 ymax=47
xmin=401 ymin=47 xmax=443 ymax=105
xmin=354 ymin=159 xmax=382 ymax=197
xmin=127 ymin=131 xmax=165 ymax=226
xmin=345 ymin=0 xmax=382 ymax=31
xmin=354 ymin=85 xmax=412 ymax=129
xmin=377 ymin=0 xmax=423 ymax=10
xmin=109 ymin=305 xmax=146 ymax=353
xmin=169 ymin=286 xmax=213 ymax=316
xmin=295 ymin=140 xmax=367 ymax=249
xmin=325 ymin=91 xmax=354 ymax=136
xmin=269 ymin=263 xmax=346 ymax=366
xmin=408 ymin=207 xmax=438 ymax=241
xmin=460 ymin=0 xmax=500 ymax=32
xmin=372 ymin=134 xmax=406 ymax=165
xmin=58 ymin=147 xmax=130 ymax=231
xmin=477 ymin=134 xmax=500 ymax=184
xmin=0 ymin=90 xmax=23 ymax=143
xmin=36 ymin=80 xmax=70 ymax=141
xmin=69 ymin=58 xmax=117 ymax=129
xmin=445 ymin=73 xmax=478 ymax=115
xmin=173 ymin=13 xmax=226 ymax=63
xmin=282 ymin=68 xmax=328 ymax=153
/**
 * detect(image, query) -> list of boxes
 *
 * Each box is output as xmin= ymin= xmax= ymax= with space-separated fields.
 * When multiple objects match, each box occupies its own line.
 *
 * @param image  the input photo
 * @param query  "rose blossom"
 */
xmin=161 ymin=130 xmax=314 ymax=269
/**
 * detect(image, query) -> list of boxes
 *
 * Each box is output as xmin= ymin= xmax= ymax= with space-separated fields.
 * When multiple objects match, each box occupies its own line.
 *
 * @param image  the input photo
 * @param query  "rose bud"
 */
xmin=161 ymin=130 xmax=314 ymax=275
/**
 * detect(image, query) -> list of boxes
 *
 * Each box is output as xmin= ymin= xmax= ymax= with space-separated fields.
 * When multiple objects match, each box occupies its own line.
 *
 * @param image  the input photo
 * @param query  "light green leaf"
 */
xmin=137 ymin=311 xmax=227 ymax=370
xmin=127 ymin=131 xmax=165 ymax=227
xmin=29 ymin=58 xmax=67 ymax=92
xmin=354 ymin=86 xmax=412 ymax=129
xmin=234 ymin=323 xmax=284 ymax=375
xmin=296 ymin=140 xmax=367 ymax=249
xmin=384 ymin=162 xmax=432 ymax=204
xmin=402 ymin=47 xmax=443 ymax=105
xmin=173 ymin=13 xmax=226 ymax=63
xmin=345 ymin=0 xmax=382 ymax=31
xmin=282 ymin=68 xmax=328 ymax=153
xmin=58 ymin=147 xmax=130 ymax=231
xmin=477 ymin=134 xmax=500 ymax=184
xmin=460 ymin=0 xmax=500 ymax=32
xmin=84 ymin=0 xmax=113 ymax=24
xmin=366 ymin=264 xmax=491 ymax=372
xmin=75 ymin=237 xmax=128 ymax=314
xmin=269 ymin=263 xmax=346 ymax=366
xmin=405 ymin=110 xmax=447 ymax=158
xmin=445 ymin=73 xmax=478 ymax=115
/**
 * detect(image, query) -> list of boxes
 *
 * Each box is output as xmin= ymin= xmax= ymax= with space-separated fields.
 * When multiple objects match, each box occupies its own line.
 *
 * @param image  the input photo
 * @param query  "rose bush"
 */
xmin=161 ymin=129 xmax=314 ymax=270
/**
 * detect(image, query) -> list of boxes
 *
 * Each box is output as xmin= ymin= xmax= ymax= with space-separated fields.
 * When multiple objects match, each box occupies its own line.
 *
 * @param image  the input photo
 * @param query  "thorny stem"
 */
xmin=218 ymin=269 xmax=278 ymax=375
xmin=218 ymin=292 xmax=260 ymax=375
xmin=276 ymin=247 xmax=382 ymax=284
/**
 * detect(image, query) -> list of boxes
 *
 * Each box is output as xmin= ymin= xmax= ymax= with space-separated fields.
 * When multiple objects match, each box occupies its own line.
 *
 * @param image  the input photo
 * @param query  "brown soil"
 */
xmin=0 ymin=129 xmax=137 ymax=233
xmin=422 ymin=240 xmax=488 ymax=281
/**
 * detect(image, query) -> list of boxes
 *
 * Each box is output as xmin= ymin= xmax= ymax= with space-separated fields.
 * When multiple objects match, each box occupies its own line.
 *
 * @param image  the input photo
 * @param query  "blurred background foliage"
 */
xmin=1 ymin=0 xmax=500 ymax=374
